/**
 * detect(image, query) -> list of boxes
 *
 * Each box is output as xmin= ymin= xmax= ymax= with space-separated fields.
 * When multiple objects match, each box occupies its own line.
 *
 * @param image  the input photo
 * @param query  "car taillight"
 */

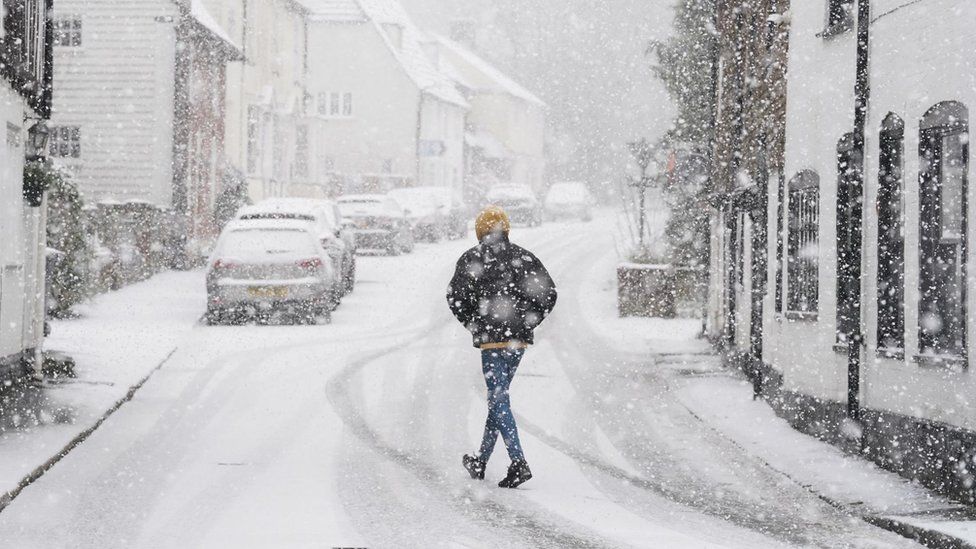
xmin=212 ymin=259 xmax=236 ymax=270
xmin=298 ymin=258 xmax=323 ymax=270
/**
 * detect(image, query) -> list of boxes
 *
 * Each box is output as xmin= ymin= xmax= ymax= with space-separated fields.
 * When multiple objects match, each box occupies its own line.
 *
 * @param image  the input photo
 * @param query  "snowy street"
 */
xmin=0 ymin=214 xmax=929 ymax=548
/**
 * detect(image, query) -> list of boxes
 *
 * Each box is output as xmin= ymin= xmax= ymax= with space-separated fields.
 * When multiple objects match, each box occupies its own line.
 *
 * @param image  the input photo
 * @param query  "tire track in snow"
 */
xmin=527 ymin=232 xmax=919 ymax=548
xmin=325 ymin=341 xmax=615 ymax=549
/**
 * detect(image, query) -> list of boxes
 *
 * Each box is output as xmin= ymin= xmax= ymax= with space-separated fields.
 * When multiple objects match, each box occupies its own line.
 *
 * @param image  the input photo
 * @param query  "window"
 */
xmin=246 ymin=106 xmax=260 ymax=174
xmin=48 ymin=125 xmax=80 ymax=158
xmin=836 ymin=133 xmax=860 ymax=342
xmin=775 ymin=173 xmax=786 ymax=313
xmin=787 ymin=171 xmax=819 ymax=315
xmin=825 ymin=0 xmax=853 ymax=35
xmin=919 ymin=101 xmax=969 ymax=358
xmin=318 ymin=92 xmax=353 ymax=118
xmin=330 ymin=92 xmax=340 ymax=116
xmin=53 ymin=17 xmax=82 ymax=47
xmin=294 ymin=125 xmax=308 ymax=179
xmin=877 ymin=114 xmax=905 ymax=354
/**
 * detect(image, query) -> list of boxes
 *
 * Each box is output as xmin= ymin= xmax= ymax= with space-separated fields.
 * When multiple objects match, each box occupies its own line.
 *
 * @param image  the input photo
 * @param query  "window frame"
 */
xmin=52 ymin=16 xmax=82 ymax=47
xmin=877 ymin=114 xmax=906 ymax=357
xmin=318 ymin=91 xmax=354 ymax=119
xmin=917 ymin=101 xmax=969 ymax=362
xmin=786 ymin=170 xmax=820 ymax=319
xmin=823 ymin=0 xmax=854 ymax=37
xmin=48 ymin=125 xmax=81 ymax=158
xmin=835 ymin=133 xmax=859 ymax=343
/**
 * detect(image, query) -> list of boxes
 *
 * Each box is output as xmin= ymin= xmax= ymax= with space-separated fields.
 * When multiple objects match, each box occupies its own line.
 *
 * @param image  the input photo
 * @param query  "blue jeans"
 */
xmin=478 ymin=349 xmax=525 ymax=462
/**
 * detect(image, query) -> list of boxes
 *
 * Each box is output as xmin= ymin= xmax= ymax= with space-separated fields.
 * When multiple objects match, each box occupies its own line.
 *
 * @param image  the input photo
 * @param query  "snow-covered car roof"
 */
xmin=337 ymin=194 xmax=386 ymax=203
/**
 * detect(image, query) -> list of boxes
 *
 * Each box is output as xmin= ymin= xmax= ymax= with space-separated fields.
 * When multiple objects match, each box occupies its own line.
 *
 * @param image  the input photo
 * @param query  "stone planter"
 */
xmin=617 ymin=263 xmax=677 ymax=318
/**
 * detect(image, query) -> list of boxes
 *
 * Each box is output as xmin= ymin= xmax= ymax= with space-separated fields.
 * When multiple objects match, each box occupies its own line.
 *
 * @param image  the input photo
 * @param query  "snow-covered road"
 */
xmin=0 ymin=214 xmax=920 ymax=548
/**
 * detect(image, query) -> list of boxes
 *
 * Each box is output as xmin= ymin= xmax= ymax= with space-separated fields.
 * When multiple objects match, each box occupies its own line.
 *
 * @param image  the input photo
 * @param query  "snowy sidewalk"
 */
xmin=673 ymin=358 xmax=976 ymax=548
xmin=0 ymin=271 xmax=204 ymax=503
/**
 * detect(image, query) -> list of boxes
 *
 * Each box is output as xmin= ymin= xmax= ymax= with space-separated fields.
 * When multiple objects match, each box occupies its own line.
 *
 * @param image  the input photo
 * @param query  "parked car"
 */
xmin=236 ymin=198 xmax=356 ymax=297
xmin=416 ymin=186 xmax=468 ymax=239
xmin=206 ymin=219 xmax=338 ymax=324
xmin=337 ymin=195 xmax=415 ymax=255
xmin=485 ymin=184 xmax=543 ymax=226
xmin=544 ymin=181 xmax=595 ymax=222
xmin=387 ymin=187 xmax=448 ymax=242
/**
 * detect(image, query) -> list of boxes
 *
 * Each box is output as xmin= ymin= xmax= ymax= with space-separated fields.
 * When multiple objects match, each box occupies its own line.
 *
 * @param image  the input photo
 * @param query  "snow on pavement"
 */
xmin=0 ymin=270 xmax=204 ymax=501
xmin=0 ymin=212 xmax=930 ymax=547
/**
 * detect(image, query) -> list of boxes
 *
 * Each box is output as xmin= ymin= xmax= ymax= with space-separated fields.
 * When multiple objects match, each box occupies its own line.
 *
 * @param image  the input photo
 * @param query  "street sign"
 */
xmin=418 ymin=140 xmax=446 ymax=157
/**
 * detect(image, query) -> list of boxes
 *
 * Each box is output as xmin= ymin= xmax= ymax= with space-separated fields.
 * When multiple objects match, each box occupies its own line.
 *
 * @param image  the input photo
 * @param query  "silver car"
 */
xmin=206 ymin=219 xmax=338 ymax=324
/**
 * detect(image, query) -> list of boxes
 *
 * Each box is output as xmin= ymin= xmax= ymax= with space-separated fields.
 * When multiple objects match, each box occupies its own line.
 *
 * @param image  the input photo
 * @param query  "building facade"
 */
xmin=48 ymin=0 xmax=240 ymax=256
xmin=0 ymin=0 xmax=54 ymax=378
xmin=302 ymin=0 xmax=467 ymax=195
xmin=434 ymin=36 xmax=547 ymax=200
xmin=708 ymin=0 xmax=976 ymax=501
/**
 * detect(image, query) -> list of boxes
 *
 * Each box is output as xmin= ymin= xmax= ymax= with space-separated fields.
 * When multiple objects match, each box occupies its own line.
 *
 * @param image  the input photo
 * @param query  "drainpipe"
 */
xmin=848 ymin=0 xmax=872 ymax=423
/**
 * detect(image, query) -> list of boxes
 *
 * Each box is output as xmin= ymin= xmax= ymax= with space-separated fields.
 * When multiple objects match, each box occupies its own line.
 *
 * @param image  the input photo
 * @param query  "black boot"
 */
xmin=498 ymin=459 xmax=532 ymax=488
xmin=462 ymin=454 xmax=486 ymax=480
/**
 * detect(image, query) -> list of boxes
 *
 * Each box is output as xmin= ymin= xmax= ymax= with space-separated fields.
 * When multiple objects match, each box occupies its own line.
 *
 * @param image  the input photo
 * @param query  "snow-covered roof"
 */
xmin=298 ymin=0 xmax=366 ymax=22
xmin=354 ymin=0 xmax=468 ymax=108
xmin=435 ymin=36 xmax=546 ymax=108
xmin=189 ymin=0 xmax=243 ymax=57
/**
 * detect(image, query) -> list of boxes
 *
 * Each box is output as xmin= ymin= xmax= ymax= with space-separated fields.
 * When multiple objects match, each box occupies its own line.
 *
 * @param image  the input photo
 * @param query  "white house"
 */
xmin=49 ymin=0 xmax=241 ymax=254
xmin=710 ymin=0 xmax=976 ymax=501
xmin=0 ymin=0 xmax=54 ymax=379
xmin=433 ymin=36 xmax=547 ymax=199
xmin=300 ymin=0 xmax=468 ymax=195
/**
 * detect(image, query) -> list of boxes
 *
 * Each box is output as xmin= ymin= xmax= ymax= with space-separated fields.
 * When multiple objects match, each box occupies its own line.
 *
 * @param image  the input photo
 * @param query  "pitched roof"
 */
xmin=298 ymin=0 xmax=366 ymax=22
xmin=355 ymin=0 xmax=468 ymax=107
xmin=435 ymin=36 xmax=546 ymax=108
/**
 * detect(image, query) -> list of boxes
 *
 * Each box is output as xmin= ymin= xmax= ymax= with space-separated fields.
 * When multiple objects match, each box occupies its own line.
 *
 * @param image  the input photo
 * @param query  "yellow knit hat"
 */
xmin=475 ymin=206 xmax=511 ymax=240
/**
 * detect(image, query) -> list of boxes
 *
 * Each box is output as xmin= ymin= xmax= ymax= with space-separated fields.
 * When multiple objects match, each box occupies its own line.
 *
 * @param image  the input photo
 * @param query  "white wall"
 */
xmin=767 ymin=0 xmax=976 ymax=429
xmin=0 ymin=84 xmax=42 ymax=365
xmin=858 ymin=1 xmax=976 ymax=429
xmin=307 ymin=21 xmax=420 ymax=184
xmin=764 ymin=0 xmax=857 ymax=402
xmin=418 ymin=97 xmax=465 ymax=192
xmin=50 ymin=0 xmax=178 ymax=206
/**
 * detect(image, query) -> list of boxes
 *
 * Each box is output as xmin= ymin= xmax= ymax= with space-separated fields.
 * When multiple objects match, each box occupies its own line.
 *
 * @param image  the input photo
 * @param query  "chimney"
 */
xmin=382 ymin=23 xmax=403 ymax=50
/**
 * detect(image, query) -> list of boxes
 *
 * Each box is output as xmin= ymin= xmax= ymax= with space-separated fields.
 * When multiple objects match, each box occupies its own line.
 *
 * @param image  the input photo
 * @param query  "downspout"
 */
xmin=848 ymin=0 xmax=872 ymax=423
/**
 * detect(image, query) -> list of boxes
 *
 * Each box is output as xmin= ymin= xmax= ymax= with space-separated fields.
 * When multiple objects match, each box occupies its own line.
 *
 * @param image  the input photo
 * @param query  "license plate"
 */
xmin=248 ymin=286 xmax=288 ymax=299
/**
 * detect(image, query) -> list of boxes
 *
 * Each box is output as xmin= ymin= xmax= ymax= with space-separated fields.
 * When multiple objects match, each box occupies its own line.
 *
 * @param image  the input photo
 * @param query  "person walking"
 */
xmin=446 ymin=206 xmax=557 ymax=488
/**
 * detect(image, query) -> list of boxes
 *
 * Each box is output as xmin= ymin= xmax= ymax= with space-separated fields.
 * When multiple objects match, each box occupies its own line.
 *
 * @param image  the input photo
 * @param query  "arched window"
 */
xmin=836 ymin=133 xmax=859 ymax=341
xmin=787 ymin=170 xmax=819 ymax=316
xmin=877 ymin=114 xmax=905 ymax=354
xmin=919 ymin=101 xmax=969 ymax=358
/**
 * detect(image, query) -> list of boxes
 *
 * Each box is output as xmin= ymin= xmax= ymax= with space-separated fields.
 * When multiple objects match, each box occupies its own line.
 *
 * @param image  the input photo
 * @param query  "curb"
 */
xmin=863 ymin=516 xmax=976 ymax=549
xmin=685 ymin=358 xmax=976 ymax=549
xmin=0 ymin=347 xmax=178 ymax=514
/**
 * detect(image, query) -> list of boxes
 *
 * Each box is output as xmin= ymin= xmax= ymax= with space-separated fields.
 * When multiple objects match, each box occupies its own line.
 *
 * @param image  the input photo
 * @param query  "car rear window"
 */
xmin=239 ymin=212 xmax=316 ymax=222
xmin=219 ymin=229 xmax=317 ymax=259
xmin=339 ymin=199 xmax=386 ymax=217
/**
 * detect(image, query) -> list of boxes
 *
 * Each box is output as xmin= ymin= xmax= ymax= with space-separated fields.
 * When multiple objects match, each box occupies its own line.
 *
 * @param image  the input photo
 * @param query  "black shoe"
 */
xmin=498 ymin=460 xmax=532 ymax=488
xmin=462 ymin=454 xmax=486 ymax=480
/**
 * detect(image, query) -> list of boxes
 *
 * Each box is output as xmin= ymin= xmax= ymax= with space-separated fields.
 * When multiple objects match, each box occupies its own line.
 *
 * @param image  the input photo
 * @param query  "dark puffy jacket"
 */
xmin=447 ymin=234 xmax=558 ymax=348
